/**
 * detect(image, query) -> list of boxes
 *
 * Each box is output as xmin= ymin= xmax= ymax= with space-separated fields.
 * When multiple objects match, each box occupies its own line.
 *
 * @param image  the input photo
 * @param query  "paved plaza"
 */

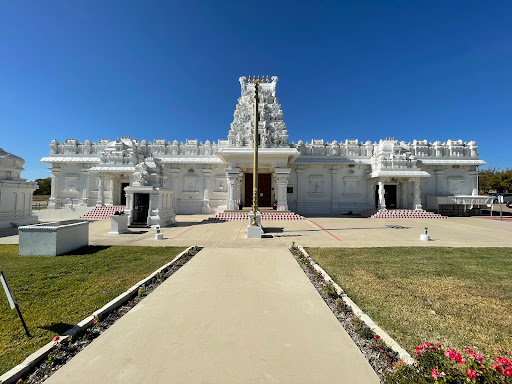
xmin=2 ymin=214 xmax=510 ymax=248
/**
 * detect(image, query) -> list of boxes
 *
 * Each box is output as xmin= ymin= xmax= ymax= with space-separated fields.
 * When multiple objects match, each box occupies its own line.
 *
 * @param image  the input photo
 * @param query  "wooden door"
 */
xmin=244 ymin=173 xmax=272 ymax=207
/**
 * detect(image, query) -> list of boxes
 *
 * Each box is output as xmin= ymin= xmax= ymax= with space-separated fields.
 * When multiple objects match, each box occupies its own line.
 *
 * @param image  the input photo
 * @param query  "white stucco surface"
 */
xmin=18 ymin=220 xmax=89 ymax=256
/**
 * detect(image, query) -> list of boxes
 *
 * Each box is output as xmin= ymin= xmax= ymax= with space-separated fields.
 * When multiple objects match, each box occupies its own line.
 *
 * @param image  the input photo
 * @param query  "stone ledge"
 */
xmin=0 ymin=245 xmax=198 ymax=384
xmin=294 ymin=245 xmax=415 ymax=365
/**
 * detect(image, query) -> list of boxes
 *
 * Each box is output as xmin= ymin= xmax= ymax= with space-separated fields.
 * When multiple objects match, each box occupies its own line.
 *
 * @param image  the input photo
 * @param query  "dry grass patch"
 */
xmin=305 ymin=247 xmax=512 ymax=358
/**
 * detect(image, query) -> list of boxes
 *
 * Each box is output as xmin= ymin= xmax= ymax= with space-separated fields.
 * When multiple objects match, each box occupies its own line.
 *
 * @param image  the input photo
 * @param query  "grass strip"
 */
xmin=0 ymin=244 xmax=186 ymax=374
xmin=305 ymin=247 xmax=512 ymax=359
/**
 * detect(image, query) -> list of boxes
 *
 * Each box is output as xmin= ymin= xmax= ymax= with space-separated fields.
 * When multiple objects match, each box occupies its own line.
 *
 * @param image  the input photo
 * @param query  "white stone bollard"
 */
xmin=420 ymin=227 xmax=431 ymax=241
xmin=155 ymin=226 xmax=163 ymax=240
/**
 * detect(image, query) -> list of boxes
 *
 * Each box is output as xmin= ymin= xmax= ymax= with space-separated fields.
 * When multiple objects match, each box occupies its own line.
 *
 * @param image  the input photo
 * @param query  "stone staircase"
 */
xmin=210 ymin=211 xmax=306 ymax=221
xmin=369 ymin=209 xmax=447 ymax=219
xmin=80 ymin=206 xmax=126 ymax=220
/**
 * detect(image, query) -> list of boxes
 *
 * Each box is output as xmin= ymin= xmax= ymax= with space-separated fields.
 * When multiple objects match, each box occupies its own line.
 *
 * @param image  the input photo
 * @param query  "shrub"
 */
xmin=384 ymin=342 xmax=512 ymax=383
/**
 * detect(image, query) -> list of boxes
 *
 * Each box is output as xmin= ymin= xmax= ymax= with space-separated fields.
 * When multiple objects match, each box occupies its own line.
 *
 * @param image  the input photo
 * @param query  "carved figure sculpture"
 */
xmin=132 ymin=162 xmax=148 ymax=186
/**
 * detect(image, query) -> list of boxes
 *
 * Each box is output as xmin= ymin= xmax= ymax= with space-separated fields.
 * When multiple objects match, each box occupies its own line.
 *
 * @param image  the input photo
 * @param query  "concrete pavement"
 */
xmin=1 ymin=214 xmax=511 ymax=247
xmin=45 ymin=247 xmax=379 ymax=384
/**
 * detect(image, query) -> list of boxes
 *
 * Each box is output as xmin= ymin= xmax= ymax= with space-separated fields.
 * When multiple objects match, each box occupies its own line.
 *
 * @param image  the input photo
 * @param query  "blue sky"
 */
xmin=1 ymin=0 xmax=511 ymax=181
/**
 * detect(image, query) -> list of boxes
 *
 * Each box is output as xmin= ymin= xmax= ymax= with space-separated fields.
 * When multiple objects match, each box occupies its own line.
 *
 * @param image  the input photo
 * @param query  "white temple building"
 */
xmin=41 ymin=76 xmax=488 ymax=226
xmin=0 ymin=148 xmax=38 ymax=229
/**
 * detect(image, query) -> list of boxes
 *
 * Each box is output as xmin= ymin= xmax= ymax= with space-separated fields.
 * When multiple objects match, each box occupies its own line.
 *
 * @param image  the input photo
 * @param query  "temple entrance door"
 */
xmin=120 ymin=183 xmax=129 ymax=206
xmin=385 ymin=185 xmax=397 ymax=208
xmin=374 ymin=185 xmax=397 ymax=209
xmin=244 ymin=173 xmax=272 ymax=207
xmin=133 ymin=193 xmax=149 ymax=225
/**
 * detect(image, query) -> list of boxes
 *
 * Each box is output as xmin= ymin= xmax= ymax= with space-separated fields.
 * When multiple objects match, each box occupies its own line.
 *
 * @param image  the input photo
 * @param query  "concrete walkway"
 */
xmin=45 ymin=247 xmax=379 ymax=384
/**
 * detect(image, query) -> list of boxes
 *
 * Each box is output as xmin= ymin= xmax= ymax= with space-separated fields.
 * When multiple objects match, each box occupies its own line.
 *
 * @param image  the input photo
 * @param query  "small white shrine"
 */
xmin=41 ymin=76 xmax=487 ymax=226
xmin=0 ymin=148 xmax=38 ymax=229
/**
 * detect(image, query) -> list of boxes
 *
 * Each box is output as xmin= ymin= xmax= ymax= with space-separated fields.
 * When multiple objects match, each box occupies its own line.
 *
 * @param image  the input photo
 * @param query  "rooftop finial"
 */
xmin=266 ymin=75 xmax=269 ymax=83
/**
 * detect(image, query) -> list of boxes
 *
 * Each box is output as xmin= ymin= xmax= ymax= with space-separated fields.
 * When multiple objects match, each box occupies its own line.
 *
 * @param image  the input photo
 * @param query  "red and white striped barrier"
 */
xmin=80 ymin=206 xmax=126 ymax=220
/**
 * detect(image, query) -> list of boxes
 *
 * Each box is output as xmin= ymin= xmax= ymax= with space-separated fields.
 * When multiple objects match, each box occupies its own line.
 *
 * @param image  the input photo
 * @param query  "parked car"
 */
xmin=507 ymin=201 xmax=512 ymax=208
xmin=492 ymin=193 xmax=512 ymax=204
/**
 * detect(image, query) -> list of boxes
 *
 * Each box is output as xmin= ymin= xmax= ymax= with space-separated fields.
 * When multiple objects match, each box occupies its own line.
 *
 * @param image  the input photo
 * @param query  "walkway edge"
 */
xmin=295 ymin=245 xmax=415 ymax=365
xmin=0 ymin=246 xmax=198 ymax=384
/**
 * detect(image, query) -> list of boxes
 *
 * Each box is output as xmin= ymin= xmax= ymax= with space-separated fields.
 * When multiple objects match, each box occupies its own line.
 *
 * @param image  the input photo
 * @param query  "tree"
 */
xmin=478 ymin=168 xmax=512 ymax=193
xmin=34 ymin=177 xmax=51 ymax=195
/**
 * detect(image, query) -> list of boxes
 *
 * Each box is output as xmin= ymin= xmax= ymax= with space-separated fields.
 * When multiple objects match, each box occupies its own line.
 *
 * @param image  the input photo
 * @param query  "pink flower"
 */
xmin=431 ymin=368 xmax=439 ymax=380
xmin=465 ymin=347 xmax=475 ymax=356
xmin=493 ymin=364 xmax=504 ymax=375
xmin=375 ymin=335 xmax=380 ymax=340
xmin=475 ymin=353 xmax=484 ymax=362
xmin=465 ymin=369 xmax=477 ymax=380
xmin=53 ymin=336 xmax=60 ymax=342
xmin=495 ymin=357 xmax=512 ymax=366
xmin=504 ymin=366 xmax=512 ymax=378
xmin=444 ymin=348 xmax=464 ymax=364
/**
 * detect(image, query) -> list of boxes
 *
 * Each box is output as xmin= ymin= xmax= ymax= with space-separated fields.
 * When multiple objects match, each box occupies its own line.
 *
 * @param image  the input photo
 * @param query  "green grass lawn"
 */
xmin=0 ymin=244 xmax=186 ymax=375
xmin=305 ymin=247 xmax=512 ymax=359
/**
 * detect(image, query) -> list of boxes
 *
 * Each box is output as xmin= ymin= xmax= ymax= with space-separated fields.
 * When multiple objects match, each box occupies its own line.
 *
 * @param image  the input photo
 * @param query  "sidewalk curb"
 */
xmin=0 ymin=246 xmax=198 ymax=384
xmin=295 ymin=245 xmax=415 ymax=365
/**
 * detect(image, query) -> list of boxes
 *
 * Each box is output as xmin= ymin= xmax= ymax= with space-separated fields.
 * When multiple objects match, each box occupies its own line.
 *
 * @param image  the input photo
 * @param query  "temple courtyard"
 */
xmin=1 ymin=214 xmax=510 ymax=248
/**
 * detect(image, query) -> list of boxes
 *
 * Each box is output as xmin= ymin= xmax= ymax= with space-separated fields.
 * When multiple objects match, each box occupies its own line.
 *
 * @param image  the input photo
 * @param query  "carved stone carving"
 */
xmin=229 ymin=76 xmax=289 ymax=148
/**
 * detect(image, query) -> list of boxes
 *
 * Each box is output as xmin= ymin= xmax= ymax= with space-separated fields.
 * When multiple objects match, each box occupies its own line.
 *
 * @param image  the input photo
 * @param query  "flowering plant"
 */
xmin=384 ymin=342 xmax=511 ymax=383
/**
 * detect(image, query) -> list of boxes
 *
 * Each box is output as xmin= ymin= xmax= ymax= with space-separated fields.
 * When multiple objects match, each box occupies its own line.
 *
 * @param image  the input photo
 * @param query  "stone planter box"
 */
xmin=108 ymin=214 xmax=129 ymax=235
xmin=19 ymin=220 xmax=89 ymax=256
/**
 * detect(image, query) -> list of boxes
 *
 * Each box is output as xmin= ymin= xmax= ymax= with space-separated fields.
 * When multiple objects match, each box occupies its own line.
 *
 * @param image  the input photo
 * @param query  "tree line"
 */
xmin=479 ymin=168 xmax=512 ymax=194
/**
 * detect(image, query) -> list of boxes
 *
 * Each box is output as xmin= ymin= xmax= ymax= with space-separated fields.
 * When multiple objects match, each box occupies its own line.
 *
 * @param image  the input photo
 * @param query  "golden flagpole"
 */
xmin=251 ymin=76 xmax=260 ymax=226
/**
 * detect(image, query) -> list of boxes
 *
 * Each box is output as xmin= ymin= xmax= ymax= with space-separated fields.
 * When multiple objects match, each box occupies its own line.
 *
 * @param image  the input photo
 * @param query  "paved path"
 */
xmin=45 ymin=247 xmax=379 ymax=384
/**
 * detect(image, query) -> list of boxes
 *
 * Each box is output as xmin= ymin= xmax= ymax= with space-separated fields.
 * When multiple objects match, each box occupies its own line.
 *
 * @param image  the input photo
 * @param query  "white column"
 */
xmin=169 ymin=168 xmax=180 ymax=212
xmin=413 ymin=178 xmax=422 ymax=210
xmin=202 ymin=168 xmax=212 ymax=213
xmin=97 ymin=175 xmax=105 ymax=206
xmin=434 ymin=170 xmax=444 ymax=196
xmin=378 ymin=181 xmax=386 ymax=210
xmin=48 ymin=169 xmax=61 ymax=208
xmin=225 ymin=168 xmax=239 ymax=211
xmin=400 ymin=181 xmax=408 ymax=209
xmin=236 ymin=172 xmax=243 ymax=210
xmin=82 ymin=170 xmax=91 ymax=206
xmin=470 ymin=172 xmax=478 ymax=196
xmin=296 ymin=167 xmax=304 ymax=212
xmin=106 ymin=175 xmax=115 ymax=206
xmin=275 ymin=168 xmax=291 ymax=211
xmin=330 ymin=167 xmax=338 ymax=213
xmin=147 ymin=191 xmax=160 ymax=227
xmin=125 ymin=190 xmax=134 ymax=225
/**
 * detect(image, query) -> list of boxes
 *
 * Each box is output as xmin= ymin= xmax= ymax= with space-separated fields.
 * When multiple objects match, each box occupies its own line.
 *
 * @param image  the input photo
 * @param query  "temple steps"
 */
xmin=80 ymin=206 xmax=126 ymax=220
xmin=210 ymin=212 xmax=306 ymax=221
xmin=366 ymin=209 xmax=447 ymax=219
